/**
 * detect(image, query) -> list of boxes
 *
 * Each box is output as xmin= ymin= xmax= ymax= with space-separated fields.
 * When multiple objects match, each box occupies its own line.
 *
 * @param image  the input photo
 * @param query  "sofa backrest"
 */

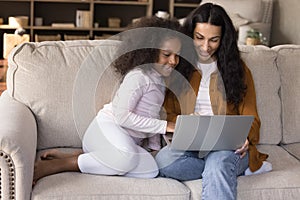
xmin=7 ymin=40 xmax=121 ymax=150
xmin=272 ymin=45 xmax=300 ymax=144
xmin=239 ymin=45 xmax=281 ymax=145
xmin=6 ymin=40 xmax=298 ymax=149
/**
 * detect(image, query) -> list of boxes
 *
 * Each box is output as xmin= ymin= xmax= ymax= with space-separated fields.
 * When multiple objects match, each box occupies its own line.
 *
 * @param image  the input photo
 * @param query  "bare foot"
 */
xmin=33 ymin=155 xmax=80 ymax=184
xmin=40 ymin=149 xmax=83 ymax=160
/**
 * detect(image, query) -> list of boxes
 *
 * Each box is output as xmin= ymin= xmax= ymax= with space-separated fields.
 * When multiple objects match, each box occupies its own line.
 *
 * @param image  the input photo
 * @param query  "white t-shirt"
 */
xmin=194 ymin=61 xmax=218 ymax=115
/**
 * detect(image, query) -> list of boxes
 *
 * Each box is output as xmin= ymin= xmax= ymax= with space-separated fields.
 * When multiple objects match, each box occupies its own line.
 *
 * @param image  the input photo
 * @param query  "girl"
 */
xmin=33 ymin=16 xmax=184 ymax=182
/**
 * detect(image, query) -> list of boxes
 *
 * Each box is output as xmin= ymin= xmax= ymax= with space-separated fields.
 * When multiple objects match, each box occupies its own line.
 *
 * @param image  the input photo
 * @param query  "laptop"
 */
xmin=164 ymin=115 xmax=254 ymax=152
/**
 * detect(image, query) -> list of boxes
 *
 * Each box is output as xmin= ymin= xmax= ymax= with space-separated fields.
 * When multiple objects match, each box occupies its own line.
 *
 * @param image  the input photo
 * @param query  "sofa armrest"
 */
xmin=0 ymin=91 xmax=37 ymax=200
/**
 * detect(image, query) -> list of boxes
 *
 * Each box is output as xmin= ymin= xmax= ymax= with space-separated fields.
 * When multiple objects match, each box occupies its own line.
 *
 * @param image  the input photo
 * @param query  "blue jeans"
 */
xmin=155 ymin=146 xmax=249 ymax=200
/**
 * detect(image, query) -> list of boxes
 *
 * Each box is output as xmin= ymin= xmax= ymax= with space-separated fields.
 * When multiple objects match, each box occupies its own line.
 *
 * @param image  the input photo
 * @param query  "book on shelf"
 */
xmin=51 ymin=23 xmax=75 ymax=28
xmin=76 ymin=10 xmax=91 ymax=28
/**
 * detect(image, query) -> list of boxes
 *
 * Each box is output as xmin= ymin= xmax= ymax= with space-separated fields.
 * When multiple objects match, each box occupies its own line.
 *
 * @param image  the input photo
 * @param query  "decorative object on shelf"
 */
xmin=108 ymin=17 xmax=121 ymax=28
xmin=51 ymin=23 xmax=75 ymax=28
xmin=76 ymin=10 xmax=91 ymax=28
xmin=8 ymin=16 xmax=29 ymax=28
xmin=3 ymin=33 xmax=30 ymax=59
xmin=14 ymin=28 xmax=26 ymax=36
xmin=0 ymin=18 xmax=3 ymax=25
xmin=35 ymin=34 xmax=61 ymax=42
xmin=155 ymin=11 xmax=170 ymax=19
xmin=246 ymin=29 xmax=261 ymax=45
xmin=35 ymin=17 xmax=43 ymax=26
xmin=245 ymin=29 xmax=268 ymax=46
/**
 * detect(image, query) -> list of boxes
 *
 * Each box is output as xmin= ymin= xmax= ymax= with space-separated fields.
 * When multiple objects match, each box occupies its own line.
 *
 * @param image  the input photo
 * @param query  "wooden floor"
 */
xmin=0 ymin=59 xmax=8 ymax=95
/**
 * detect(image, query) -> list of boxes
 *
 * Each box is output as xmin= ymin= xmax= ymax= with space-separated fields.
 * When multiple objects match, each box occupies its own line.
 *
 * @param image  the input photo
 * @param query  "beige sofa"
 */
xmin=0 ymin=40 xmax=299 ymax=200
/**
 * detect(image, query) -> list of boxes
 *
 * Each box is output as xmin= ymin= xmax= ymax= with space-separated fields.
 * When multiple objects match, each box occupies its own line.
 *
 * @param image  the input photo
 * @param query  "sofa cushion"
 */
xmin=272 ymin=45 xmax=300 ymax=144
xmin=228 ymin=13 xmax=249 ymax=30
xmin=201 ymin=0 xmax=262 ymax=22
xmin=239 ymin=45 xmax=281 ymax=145
xmin=183 ymin=145 xmax=300 ymax=199
xmin=32 ymin=173 xmax=190 ymax=200
xmin=7 ymin=40 xmax=121 ymax=149
xmin=281 ymin=143 xmax=300 ymax=161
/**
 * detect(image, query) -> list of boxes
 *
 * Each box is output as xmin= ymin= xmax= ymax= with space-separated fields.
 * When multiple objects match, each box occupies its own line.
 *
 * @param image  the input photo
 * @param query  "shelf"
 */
xmin=94 ymin=1 xmax=150 ymax=5
xmin=0 ymin=0 xmax=153 ymax=58
xmin=169 ymin=0 xmax=200 ymax=18
xmin=0 ymin=0 xmax=31 ymax=2
xmin=174 ymin=3 xmax=199 ymax=8
xmin=33 ymin=25 xmax=89 ymax=30
xmin=34 ymin=0 xmax=91 ymax=3
xmin=0 ymin=25 xmax=31 ymax=29
xmin=94 ymin=27 xmax=126 ymax=32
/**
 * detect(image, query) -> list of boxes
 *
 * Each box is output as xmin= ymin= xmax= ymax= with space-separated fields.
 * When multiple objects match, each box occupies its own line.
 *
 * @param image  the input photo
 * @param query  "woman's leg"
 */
xmin=125 ymin=146 xmax=159 ymax=178
xmin=201 ymin=150 xmax=249 ymax=200
xmin=155 ymin=146 xmax=205 ymax=181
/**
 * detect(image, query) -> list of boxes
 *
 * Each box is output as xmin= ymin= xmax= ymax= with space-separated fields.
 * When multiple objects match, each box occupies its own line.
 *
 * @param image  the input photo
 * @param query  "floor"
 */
xmin=0 ymin=59 xmax=7 ymax=95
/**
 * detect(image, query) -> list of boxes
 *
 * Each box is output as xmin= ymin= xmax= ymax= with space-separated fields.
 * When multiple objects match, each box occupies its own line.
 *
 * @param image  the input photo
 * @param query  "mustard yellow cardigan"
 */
xmin=163 ymin=63 xmax=268 ymax=172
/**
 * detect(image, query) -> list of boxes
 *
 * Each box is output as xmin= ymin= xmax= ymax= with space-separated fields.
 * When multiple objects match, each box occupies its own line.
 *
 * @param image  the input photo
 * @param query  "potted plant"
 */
xmin=246 ymin=29 xmax=261 ymax=45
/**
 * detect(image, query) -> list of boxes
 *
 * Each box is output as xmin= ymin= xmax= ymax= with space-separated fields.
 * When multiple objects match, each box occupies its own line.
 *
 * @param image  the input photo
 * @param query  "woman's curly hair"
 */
xmin=113 ymin=16 xmax=184 ymax=77
xmin=183 ymin=3 xmax=247 ymax=111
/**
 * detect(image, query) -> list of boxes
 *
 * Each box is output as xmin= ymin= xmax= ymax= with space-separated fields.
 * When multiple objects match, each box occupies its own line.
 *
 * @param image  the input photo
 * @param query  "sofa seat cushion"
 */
xmin=239 ymin=45 xmax=281 ymax=145
xmin=281 ymin=143 xmax=300 ymax=161
xmin=32 ymin=173 xmax=190 ymax=200
xmin=183 ymin=145 xmax=300 ymax=200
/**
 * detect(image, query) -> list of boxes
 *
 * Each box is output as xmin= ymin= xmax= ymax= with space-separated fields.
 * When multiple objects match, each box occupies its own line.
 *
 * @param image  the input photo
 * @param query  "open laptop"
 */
xmin=164 ymin=115 xmax=254 ymax=152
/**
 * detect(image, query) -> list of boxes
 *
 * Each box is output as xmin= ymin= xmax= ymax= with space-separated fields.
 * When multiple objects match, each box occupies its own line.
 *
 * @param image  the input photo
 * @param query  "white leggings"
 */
xmin=77 ymin=111 xmax=159 ymax=178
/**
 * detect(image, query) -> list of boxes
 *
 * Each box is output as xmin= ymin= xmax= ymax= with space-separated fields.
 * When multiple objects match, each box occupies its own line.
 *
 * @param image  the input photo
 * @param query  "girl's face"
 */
xmin=193 ymin=23 xmax=222 ymax=64
xmin=154 ymin=37 xmax=181 ymax=77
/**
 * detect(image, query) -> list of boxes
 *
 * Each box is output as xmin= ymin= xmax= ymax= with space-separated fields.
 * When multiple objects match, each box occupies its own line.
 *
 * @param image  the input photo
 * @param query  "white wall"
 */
xmin=271 ymin=0 xmax=300 ymax=46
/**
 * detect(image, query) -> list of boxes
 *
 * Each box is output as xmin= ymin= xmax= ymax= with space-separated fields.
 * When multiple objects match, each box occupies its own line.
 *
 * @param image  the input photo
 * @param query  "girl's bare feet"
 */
xmin=40 ymin=149 xmax=83 ymax=160
xmin=33 ymin=155 xmax=81 ymax=185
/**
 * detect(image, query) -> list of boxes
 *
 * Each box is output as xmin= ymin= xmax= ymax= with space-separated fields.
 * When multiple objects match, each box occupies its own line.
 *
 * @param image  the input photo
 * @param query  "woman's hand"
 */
xmin=235 ymin=139 xmax=249 ymax=158
xmin=166 ymin=121 xmax=175 ymax=132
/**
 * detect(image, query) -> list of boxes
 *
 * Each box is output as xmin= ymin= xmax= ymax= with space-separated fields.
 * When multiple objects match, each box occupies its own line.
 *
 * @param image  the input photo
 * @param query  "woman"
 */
xmin=33 ymin=16 xmax=185 ymax=183
xmin=155 ymin=3 xmax=271 ymax=200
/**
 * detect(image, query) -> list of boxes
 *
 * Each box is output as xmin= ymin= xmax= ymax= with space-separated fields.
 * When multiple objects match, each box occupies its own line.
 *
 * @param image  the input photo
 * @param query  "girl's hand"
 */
xmin=235 ymin=139 xmax=249 ymax=158
xmin=166 ymin=121 xmax=175 ymax=132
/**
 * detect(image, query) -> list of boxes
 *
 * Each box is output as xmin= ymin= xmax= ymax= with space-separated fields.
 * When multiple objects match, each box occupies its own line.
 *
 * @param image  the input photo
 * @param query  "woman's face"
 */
xmin=154 ymin=37 xmax=181 ymax=77
xmin=193 ymin=23 xmax=222 ymax=63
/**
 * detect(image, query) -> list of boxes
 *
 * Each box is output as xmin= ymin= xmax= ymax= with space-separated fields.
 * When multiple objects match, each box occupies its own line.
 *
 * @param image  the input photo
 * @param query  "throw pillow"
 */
xmin=228 ymin=13 xmax=249 ymax=30
xmin=200 ymin=0 xmax=262 ymax=22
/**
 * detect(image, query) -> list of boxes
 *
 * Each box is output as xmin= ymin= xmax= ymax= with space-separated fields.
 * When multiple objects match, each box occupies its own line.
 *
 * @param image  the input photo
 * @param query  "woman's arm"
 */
xmin=163 ymin=90 xmax=181 ymax=123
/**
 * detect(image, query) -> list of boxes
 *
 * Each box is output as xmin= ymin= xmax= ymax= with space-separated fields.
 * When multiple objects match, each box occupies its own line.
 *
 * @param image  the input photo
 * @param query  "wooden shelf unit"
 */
xmin=169 ymin=0 xmax=200 ymax=19
xmin=0 ymin=0 xmax=153 ymax=41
